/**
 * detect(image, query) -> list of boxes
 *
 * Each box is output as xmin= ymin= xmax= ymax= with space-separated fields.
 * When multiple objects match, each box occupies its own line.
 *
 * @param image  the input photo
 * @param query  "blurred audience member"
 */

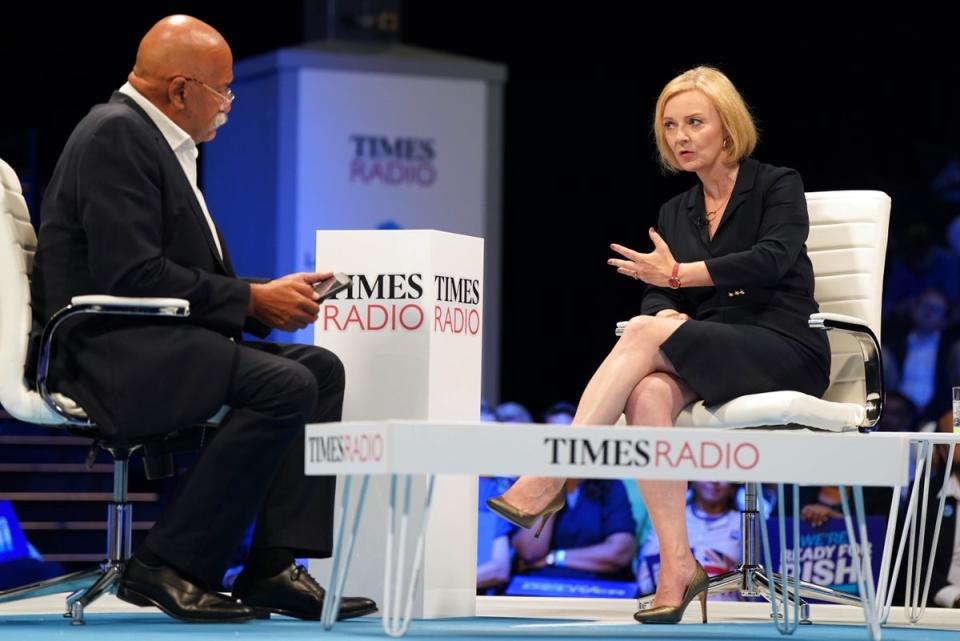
xmin=945 ymin=215 xmax=960 ymax=258
xmin=883 ymin=344 xmax=901 ymax=393
xmin=480 ymin=399 xmax=497 ymax=423
xmin=884 ymin=224 xmax=960 ymax=321
xmin=932 ymin=159 xmax=960 ymax=207
xmin=794 ymin=483 xmax=893 ymax=530
xmin=478 ymin=476 xmax=515 ymax=594
xmin=877 ymin=391 xmax=919 ymax=433
xmin=885 ymin=290 xmax=960 ymax=423
xmin=798 ymin=486 xmax=844 ymax=528
xmin=541 ymin=401 xmax=576 ymax=425
xmin=495 ymin=401 xmax=533 ymax=424
xmin=638 ymin=481 xmax=741 ymax=600
xmin=512 ymin=479 xmax=636 ymax=583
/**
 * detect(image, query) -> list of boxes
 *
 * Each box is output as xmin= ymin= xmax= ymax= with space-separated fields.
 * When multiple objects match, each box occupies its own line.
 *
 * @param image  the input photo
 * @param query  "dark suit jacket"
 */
xmin=641 ymin=158 xmax=830 ymax=374
xmin=886 ymin=327 xmax=960 ymax=423
xmin=29 ymin=92 xmax=268 ymax=441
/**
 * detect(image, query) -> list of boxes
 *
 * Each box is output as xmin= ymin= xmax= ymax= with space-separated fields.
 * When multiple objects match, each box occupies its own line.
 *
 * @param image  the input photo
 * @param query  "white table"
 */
xmin=870 ymin=432 xmax=960 ymax=624
xmin=305 ymin=421 xmax=910 ymax=638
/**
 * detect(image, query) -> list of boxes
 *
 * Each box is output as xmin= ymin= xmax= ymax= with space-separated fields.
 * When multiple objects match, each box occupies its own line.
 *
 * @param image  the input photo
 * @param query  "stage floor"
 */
xmin=1 ymin=594 xmax=957 ymax=640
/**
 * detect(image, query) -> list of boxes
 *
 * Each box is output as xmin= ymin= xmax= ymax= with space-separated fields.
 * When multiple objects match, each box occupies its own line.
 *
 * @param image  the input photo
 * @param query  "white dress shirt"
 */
xmin=118 ymin=82 xmax=223 ymax=259
xmin=899 ymin=331 xmax=940 ymax=411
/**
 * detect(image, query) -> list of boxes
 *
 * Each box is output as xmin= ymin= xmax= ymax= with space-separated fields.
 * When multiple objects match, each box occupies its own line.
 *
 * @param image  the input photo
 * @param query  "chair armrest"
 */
xmin=808 ymin=312 xmax=884 ymax=429
xmin=808 ymin=312 xmax=876 ymax=338
xmin=70 ymin=295 xmax=190 ymax=314
xmin=36 ymin=297 xmax=190 ymax=423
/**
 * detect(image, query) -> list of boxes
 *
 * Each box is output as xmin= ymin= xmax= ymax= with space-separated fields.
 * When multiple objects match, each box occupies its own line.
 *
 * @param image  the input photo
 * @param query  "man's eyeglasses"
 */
xmin=181 ymin=77 xmax=235 ymax=106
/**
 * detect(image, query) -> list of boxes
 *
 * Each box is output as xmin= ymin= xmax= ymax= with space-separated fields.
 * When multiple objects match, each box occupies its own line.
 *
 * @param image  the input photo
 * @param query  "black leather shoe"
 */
xmin=118 ymin=557 xmax=255 ymax=623
xmin=233 ymin=563 xmax=377 ymax=621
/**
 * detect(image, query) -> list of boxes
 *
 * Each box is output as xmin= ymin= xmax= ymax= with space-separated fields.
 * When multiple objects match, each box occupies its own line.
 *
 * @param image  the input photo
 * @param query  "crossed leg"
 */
xmin=499 ymin=314 xmax=701 ymax=606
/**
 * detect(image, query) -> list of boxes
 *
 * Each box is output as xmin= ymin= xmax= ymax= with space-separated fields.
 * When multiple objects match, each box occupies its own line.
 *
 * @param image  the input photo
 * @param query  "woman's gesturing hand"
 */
xmin=609 ymin=228 xmax=676 ymax=287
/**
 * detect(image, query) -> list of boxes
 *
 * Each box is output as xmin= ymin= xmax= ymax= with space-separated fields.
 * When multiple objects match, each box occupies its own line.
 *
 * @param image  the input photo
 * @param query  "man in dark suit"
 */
xmin=29 ymin=15 xmax=375 ymax=623
xmin=884 ymin=289 xmax=960 ymax=425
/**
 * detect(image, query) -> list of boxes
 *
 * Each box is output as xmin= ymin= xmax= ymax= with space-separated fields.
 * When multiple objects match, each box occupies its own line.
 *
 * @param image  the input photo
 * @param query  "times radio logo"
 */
xmin=321 ymin=272 xmax=480 ymax=335
xmin=544 ymin=437 xmax=760 ymax=471
xmin=349 ymin=135 xmax=436 ymax=187
xmin=308 ymin=433 xmax=383 ymax=464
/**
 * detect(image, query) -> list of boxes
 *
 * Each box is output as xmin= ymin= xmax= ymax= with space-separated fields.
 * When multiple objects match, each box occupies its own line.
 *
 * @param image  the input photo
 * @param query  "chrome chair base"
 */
xmin=0 ymin=561 xmax=127 ymax=625
xmin=0 ymin=459 xmax=132 ymax=625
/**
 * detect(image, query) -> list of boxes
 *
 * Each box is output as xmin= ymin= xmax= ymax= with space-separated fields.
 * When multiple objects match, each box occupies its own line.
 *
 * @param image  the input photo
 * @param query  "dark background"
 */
xmin=2 ymin=3 xmax=957 ymax=416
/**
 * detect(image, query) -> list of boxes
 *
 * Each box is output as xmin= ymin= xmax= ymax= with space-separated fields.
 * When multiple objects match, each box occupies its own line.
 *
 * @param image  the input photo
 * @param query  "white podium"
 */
xmin=310 ymin=230 xmax=483 ymax=619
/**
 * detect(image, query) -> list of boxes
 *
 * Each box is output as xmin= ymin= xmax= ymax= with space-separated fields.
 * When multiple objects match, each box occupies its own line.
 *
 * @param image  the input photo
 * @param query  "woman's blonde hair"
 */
xmin=653 ymin=66 xmax=757 ymax=172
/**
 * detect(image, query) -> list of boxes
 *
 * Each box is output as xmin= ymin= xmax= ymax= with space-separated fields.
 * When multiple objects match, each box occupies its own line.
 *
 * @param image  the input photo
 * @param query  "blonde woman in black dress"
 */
xmin=488 ymin=66 xmax=830 ymax=624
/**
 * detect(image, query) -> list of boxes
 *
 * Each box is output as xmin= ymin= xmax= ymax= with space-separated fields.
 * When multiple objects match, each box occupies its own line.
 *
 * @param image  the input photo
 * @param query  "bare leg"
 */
xmin=574 ymin=316 xmax=687 ymax=426
xmin=500 ymin=316 xmax=688 ymax=512
xmin=625 ymin=372 xmax=699 ymax=608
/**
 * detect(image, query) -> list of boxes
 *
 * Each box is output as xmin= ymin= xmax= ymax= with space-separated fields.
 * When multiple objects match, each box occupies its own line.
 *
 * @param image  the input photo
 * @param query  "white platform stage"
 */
xmin=2 ymin=593 xmax=959 ymax=640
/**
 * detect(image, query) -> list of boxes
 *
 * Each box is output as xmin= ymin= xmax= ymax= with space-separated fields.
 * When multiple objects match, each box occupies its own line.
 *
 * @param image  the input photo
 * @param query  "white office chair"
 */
xmin=0 ymin=158 xmax=192 ymax=624
xmin=623 ymin=191 xmax=891 ymax=619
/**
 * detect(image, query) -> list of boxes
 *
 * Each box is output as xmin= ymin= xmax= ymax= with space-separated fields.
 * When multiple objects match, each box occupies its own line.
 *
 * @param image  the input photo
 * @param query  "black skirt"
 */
xmin=659 ymin=319 xmax=830 ymax=407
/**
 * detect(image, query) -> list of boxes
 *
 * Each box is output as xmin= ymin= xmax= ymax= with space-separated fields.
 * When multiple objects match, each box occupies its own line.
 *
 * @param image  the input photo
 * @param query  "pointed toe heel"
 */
xmin=486 ymin=490 xmax=565 ymax=538
xmin=634 ymin=562 xmax=709 ymax=625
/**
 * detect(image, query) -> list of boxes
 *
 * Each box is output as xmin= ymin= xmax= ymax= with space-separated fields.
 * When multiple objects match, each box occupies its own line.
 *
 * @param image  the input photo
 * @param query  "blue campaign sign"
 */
xmin=505 ymin=576 xmax=638 ymax=599
xmin=0 ymin=500 xmax=31 ymax=563
xmin=764 ymin=516 xmax=886 ymax=595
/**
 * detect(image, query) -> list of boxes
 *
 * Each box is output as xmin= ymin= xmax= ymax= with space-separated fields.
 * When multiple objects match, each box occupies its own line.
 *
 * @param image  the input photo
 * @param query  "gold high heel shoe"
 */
xmin=486 ymin=490 xmax=565 ymax=538
xmin=634 ymin=562 xmax=709 ymax=624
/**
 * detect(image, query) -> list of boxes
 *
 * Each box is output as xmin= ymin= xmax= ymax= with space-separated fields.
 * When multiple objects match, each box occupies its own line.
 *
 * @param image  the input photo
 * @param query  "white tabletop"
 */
xmin=870 ymin=431 xmax=960 ymax=444
xmin=305 ymin=421 xmax=910 ymax=486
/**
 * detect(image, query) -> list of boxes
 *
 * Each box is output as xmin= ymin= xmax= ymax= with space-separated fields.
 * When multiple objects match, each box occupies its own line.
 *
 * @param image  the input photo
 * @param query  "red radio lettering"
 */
xmin=322 ymin=303 xmax=424 ymax=332
xmin=433 ymin=305 xmax=481 ymax=335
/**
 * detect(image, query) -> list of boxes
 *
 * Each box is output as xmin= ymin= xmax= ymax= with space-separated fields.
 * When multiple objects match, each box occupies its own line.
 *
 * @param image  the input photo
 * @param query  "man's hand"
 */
xmin=248 ymin=272 xmax=333 ymax=331
xmin=800 ymin=503 xmax=842 ymax=528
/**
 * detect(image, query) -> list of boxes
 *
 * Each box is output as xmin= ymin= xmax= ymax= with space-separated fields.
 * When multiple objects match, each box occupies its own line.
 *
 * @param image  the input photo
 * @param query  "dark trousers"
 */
xmin=144 ymin=341 xmax=343 ymax=586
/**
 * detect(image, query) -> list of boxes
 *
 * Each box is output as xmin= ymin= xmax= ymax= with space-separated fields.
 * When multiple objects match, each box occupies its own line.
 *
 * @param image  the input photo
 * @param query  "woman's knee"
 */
xmin=618 ymin=314 xmax=679 ymax=351
xmin=626 ymin=373 xmax=672 ymax=409
xmin=620 ymin=315 xmax=654 ymax=342
xmin=624 ymin=373 xmax=685 ymax=423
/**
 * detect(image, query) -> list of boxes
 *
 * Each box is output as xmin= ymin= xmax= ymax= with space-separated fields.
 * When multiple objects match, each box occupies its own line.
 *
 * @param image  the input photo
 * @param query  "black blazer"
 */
xmin=885 ymin=327 xmax=960 ymax=423
xmin=640 ymin=158 xmax=830 ymax=375
xmin=29 ymin=93 xmax=268 ymax=441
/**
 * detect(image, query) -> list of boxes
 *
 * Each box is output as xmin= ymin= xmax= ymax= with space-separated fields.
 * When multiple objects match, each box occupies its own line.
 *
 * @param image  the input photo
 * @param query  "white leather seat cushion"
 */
xmin=674 ymin=391 xmax=865 ymax=432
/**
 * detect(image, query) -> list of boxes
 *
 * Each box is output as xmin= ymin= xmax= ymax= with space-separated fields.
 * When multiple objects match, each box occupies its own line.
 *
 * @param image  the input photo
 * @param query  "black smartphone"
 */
xmin=313 ymin=272 xmax=352 ymax=301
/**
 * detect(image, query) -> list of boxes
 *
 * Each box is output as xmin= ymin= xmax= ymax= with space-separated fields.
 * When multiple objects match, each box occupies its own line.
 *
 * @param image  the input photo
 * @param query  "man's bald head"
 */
xmin=132 ymin=15 xmax=230 ymax=86
xmin=128 ymin=15 xmax=234 ymax=143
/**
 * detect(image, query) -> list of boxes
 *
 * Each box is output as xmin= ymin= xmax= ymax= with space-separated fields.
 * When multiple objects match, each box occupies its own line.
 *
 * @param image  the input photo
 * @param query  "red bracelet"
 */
xmin=668 ymin=263 xmax=681 ymax=289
